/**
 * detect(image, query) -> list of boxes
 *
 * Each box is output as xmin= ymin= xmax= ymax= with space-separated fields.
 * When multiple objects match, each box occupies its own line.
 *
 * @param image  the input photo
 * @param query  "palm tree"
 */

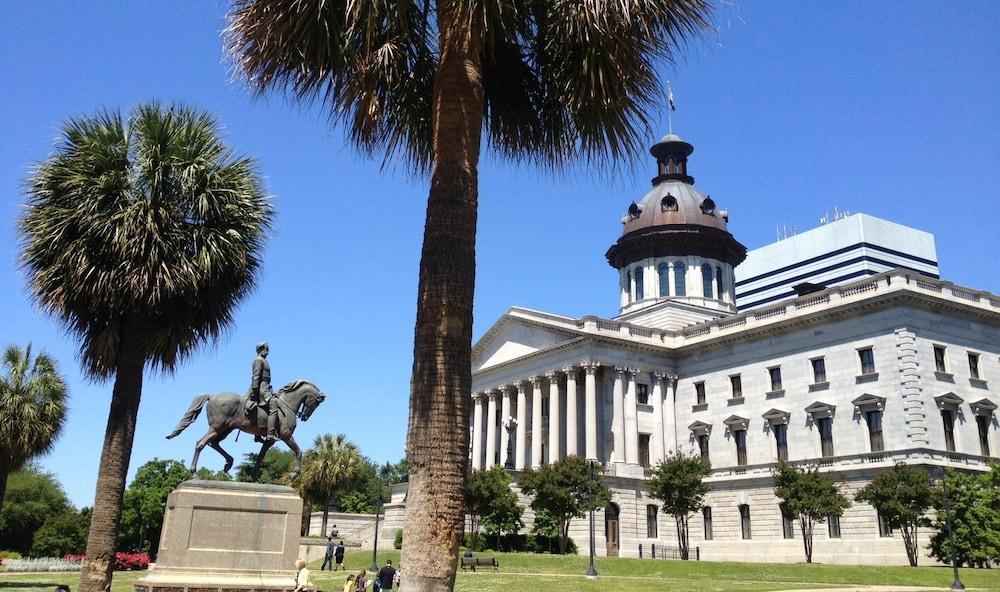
xmin=297 ymin=433 xmax=364 ymax=537
xmin=19 ymin=104 xmax=272 ymax=592
xmin=0 ymin=344 xmax=68 ymax=514
xmin=226 ymin=2 xmax=713 ymax=589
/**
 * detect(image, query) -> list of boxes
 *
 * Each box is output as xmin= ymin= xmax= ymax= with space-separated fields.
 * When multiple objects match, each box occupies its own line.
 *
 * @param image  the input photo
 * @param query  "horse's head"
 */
xmin=298 ymin=384 xmax=325 ymax=421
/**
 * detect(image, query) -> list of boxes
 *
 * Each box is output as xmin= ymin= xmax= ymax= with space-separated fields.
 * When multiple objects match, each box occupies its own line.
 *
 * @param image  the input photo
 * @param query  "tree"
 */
xmin=773 ymin=462 xmax=850 ymax=564
xmin=0 ymin=344 xmax=68 ymax=514
xmin=520 ymin=456 xmax=610 ymax=555
xmin=225 ymin=3 xmax=713 ymax=588
xmin=119 ymin=460 xmax=193 ymax=557
xmin=647 ymin=452 xmax=711 ymax=560
xmin=855 ymin=464 xmax=933 ymax=566
xmin=465 ymin=466 xmax=522 ymax=550
xmin=31 ymin=508 xmax=91 ymax=558
xmin=0 ymin=466 xmax=72 ymax=554
xmin=928 ymin=465 xmax=1000 ymax=568
xmin=295 ymin=434 xmax=364 ymax=537
xmin=236 ymin=449 xmax=297 ymax=484
xmin=20 ymin=104 xmax=273 ymax=592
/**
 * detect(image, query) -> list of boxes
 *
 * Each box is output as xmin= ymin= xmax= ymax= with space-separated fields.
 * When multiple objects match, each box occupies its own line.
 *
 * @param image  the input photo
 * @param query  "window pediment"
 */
xmin=934 ymin=392 xmax=964 ymax=410
xmin=723 ymin=415 xmax=749 ymax=431
xmin=970 ymin=398 xmax=997 ymax=417
xmin=688 ymin=421 xmax=712 ymax=435
xmin=852 ymin=394 xmax=886 ymax=411
xmin=762 ymin=408 xmax=790 ymax=424
xmin=805 ymin=401 xmax=836 ymax=419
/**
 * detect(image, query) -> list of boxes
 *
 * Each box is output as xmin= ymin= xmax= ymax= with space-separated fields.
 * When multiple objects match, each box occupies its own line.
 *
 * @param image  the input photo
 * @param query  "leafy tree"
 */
xmin=193 ymin=467 xmax=232 ymax=481
xmin=226 ymin=2 xmax=713 ymax=586
xmin=20 ymin=104 xmax=272 ymax=592
xmin=295 ymin=434 xmax=363 ymax=537
xmin=380 ymin=458 xmax=409 ymax=484
xmin=0 ymin=466 xmax=72 ymax=554
xmin=520 ymin=456 xmax=610 ymax=554
xmin=338 ymin=490 xmax=375 ymax=514
xmin=647 ymin=452 xmax=711 ymax=560
xmin=855 ymin=464 xmax=933 ymax=566
xmin=31 ymin=508 xmax=91 ymax=558
xmin=466 ymin=466 xmax=522 ymax=550
xmin=0 ymin=344 xmax=68 ymax=514
xmin=773 ymin=462 xmax=850 ymax=564
xmin=119 ymin=459 xmax=192 ymax=557
xmin=236 ymin=449 xmax=296 ymax=484
xmin=928 ymin=465 xmax=1000 ymax=568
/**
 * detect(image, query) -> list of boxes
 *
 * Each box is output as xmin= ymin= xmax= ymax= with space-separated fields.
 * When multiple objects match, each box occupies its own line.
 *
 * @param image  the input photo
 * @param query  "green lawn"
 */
xmin=3 ymin=551 xmax=1000 ymax=592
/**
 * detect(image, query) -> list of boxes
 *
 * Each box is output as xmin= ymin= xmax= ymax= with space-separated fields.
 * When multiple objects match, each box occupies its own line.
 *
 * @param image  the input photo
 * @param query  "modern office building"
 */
xmin=461 ymin=132 xmax=1000 ymax=565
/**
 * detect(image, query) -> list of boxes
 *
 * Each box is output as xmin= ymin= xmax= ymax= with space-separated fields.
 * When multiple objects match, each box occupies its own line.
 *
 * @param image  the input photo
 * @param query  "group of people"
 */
xmin=343 ymin=560 xmax=399 ymax=592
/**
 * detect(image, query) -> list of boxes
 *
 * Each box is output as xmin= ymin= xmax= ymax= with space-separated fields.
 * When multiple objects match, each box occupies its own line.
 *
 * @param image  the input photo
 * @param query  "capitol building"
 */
xmin=459 ymin=132 xmax=999 ymax=565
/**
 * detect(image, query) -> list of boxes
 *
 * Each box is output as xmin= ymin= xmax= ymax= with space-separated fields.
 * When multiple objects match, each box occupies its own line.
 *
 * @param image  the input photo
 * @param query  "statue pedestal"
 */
xmin=135 ymin=480 xmax=304 ymax=592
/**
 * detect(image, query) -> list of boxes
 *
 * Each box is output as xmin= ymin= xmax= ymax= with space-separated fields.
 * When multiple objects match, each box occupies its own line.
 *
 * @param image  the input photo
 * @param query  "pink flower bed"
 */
xmin=62 ymin=552 xmax=150 ymax=570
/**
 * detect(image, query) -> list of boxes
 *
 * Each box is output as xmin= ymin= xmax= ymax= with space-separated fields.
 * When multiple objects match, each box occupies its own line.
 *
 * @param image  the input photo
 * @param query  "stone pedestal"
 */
xmin=135 ymin=480 xmax=305 ymax=592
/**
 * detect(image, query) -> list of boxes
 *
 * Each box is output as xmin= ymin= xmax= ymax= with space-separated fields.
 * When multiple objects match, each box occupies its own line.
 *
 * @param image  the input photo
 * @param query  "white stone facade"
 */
xmin=466 ymin=270 xmax=1000 ymax=564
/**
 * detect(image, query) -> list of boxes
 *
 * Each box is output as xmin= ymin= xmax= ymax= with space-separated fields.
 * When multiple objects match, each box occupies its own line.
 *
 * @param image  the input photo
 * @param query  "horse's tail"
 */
xmin=165 ymin=394 xmax=211 ymax=439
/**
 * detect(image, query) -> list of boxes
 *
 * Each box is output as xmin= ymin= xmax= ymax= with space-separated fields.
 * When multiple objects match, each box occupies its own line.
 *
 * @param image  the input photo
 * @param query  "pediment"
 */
xmin=688 ymin=420 xmax=712 ymax=435
xmin=934 ymin=392 xmax=964 ymax=409
xmin=805 ymin=401 xmax=836 ymax=418
xmin=472 ymin=313 xmax=580 ymax=372
xmin=762 ymin=408 xmax=790 ymax=424
xmin=852 ymin=394 xmax=886 ymax=410
xmin=723 ymin=415 xmax=750 ymax=431
xmin=970 ymin=398 xmax=996 ymax=416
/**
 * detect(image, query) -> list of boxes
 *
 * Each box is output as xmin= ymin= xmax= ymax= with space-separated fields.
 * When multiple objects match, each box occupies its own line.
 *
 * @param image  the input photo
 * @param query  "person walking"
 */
xmin=354 ymin=570 xmax=368 ymax=592
xmin=293 ymin=559 xmax=310 ymax=592
xmin=376 ymin=559 xmax=396 ymax=591
xmin=321 ymin=536 xmax=335 ymax=571
xmin=334 ymin=540 xmax=346 ymax=571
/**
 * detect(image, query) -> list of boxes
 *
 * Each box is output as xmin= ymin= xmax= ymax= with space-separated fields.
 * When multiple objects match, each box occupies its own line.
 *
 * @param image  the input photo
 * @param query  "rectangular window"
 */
xmin=646 ymin=504 xmax=658 ymax=538
xmin=637 ymin=383 xmax=649 ymax=405
xmin=976 ymin=415 xmax=990 ymax=457
xmin=734 ymin=429 xmax=748 ymax=466
xmin=780 ymin=505 xmax=794 ymax=539
xmin=969 ymin=352 xmax=981 ymax=379
xmin=695 ymin=382 xmax=706 ymax=405
xmin=942 ymin=409 xmax=957 ymax=452
xmin=877 ymin=511 xmax=893 ymax=537
xmin=858 ymin=347 xmax=876 ymax=375
xmin=811 ymin=357 xmax=827 ymax=383
xmin=697 ymin=434 xmax=710 ymax=463
xmin=817 ymin=417 xmax=835 ymax=457
xmin=934 ymin=345 xmax=948 ymax=373
xmin=774 ymin=423 xmax=789 ymax=461
xmin=639 ymin=434 xmax=651 ymax=468
xmin=768 ymin=366 xmax=783 ymax=391
xmin=702 ymin=507 xmax=713 ymax=540
xmin=828 ymin=515 xmax=842 ymax=538
xmin=866 ymin=410 xmax=884 ymax=452
xmin=730 ymin=374 xmax=743 ymax=399
xmin=739 ymin=504 xmax=752 ymax=540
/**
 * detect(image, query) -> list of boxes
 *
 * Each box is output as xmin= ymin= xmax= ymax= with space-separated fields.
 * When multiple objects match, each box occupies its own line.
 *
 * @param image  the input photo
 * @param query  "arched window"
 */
xmin=626 ymin=270 xmax=631 ymax=303
xmin=701 ymin=263 xmax=713 ymax=298
xmin=658 ymin=263 xmax=670 ymax=297
xmin=634 ymin=266 xmax=645 ymax=301
xmin=716 ymin=266 xmax=724 ymax=300
xmin=674 ymin=262 xmax=686 ymax=296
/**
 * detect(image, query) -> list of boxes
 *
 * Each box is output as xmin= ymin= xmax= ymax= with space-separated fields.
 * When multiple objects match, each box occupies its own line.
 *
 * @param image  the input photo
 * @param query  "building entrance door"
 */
xmin=604 ymin=503 xmax=620 ymax=557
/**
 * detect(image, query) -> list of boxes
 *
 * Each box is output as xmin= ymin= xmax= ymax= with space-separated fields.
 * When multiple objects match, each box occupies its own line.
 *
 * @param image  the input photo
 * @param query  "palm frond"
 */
xmin=0 ymin=344 xmax=68 ymax=472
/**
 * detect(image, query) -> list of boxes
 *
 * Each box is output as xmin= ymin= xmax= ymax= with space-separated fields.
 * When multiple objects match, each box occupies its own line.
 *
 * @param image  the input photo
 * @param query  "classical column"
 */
xmin=584 ymin=362 xmax=600 ymax=461
xmin=531 ymin=376 xmax=543 ymax=469
xmin=662 ymin=374 xmax=678 ymax=456
xmin=500 ymin=385 xmax=512 ymax=468
xmin=564 ymin=366 xmax=578 ymax=457
xmin=546 ymin=371 xmax=561 ymax=464
xmin=624 ymin=368 xmax=640 ymax=465
xmin=612 ymin=366 xmax=626 ymax=463
xmin=471 ymin=393 xmax=484 ymax=470
xmin=485 ymin=390 xmax=498 ymax=468
xmin=515 ymin=381 xmax=528 ymax=470
xmin=651 ymin=373 xmax=665 ymax=465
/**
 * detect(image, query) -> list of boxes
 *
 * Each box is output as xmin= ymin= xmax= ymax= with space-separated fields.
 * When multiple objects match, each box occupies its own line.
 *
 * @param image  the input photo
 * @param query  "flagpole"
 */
xmin=667 ymin=80 xmax=675 ymax=134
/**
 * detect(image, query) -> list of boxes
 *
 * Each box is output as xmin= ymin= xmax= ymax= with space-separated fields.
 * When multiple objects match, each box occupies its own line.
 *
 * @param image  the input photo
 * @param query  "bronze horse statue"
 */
xmin=166 ymin=380 xmax=325 ymax=481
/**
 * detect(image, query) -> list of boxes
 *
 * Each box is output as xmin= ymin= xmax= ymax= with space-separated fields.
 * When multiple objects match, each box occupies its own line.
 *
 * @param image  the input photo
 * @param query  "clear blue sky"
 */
xmin=2 ymin=2 xmax=998 ymax=508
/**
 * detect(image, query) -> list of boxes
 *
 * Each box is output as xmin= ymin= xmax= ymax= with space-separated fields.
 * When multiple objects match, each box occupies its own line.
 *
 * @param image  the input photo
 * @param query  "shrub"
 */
xmin=462 ymin=533 xmax=576 ymax=554
xmin=1 ymin=550 xmax=24 ymax=565
xmin=59 ymin=552 xmax=150 ymax=571
xmin=393 ymin=530 xmax=402 ymax=550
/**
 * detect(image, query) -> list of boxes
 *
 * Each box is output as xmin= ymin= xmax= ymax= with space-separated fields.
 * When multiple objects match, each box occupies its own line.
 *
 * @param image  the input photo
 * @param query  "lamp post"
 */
xmin=587 ymin=460 xmax=598 ymax=578
xmin=369 ymin=476 xmax=383 ymax=572
xmin=936 ymin=467 xmax=964 ymax=591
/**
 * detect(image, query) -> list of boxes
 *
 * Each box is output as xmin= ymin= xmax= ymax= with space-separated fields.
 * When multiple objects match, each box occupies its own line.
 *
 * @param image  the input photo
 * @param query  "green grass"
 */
xmin=3 ymin=551 xmax=1000 ymax=592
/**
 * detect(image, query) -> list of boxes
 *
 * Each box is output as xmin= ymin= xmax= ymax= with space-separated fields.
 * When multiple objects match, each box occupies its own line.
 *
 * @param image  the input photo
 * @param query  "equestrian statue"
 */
xmin=166 ymin=342 xmax=326 ymax=481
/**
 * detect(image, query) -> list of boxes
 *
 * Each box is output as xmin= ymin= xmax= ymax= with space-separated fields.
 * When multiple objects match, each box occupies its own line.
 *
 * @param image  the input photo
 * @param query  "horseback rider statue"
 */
xmin=249 ymin=342 xmax=278 ymax=443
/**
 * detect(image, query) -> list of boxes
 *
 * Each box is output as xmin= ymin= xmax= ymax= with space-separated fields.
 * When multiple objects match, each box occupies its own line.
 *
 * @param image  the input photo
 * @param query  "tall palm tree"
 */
xmin=19 ymin=104 xmax=273 ymax=592
xmin=227 ymin=2 xmax=713 ymax=589
xmin=0 ymin=344 xmax=68 ymax=514
xmin=297 ymin=433 xmax=363 ymax=537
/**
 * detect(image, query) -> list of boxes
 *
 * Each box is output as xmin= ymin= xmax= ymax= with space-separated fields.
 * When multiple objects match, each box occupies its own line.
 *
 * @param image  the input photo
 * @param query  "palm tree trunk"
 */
xmin=0 ymin=469 xmax=8 ymax=516
xmin=79 ymin=345 xmax=144 ymax=592
xmin=401 ymin=5 xmax=483 ymax=592
xmin=321 ymin=494 xmax=331 ymax=538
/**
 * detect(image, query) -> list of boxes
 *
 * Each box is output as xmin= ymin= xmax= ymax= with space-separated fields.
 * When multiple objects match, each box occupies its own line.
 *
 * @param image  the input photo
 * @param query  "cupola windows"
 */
xmin=634 ymin=266 xmax=645 ymax=301
xmin=701 ymin=264 xmax=714 ymax=299
xmin=674 ymin=263 xmax=687 ymax=296
xmin=700 ymin=197 xmax=716 ymax=215
xmin=658 ymin=264 xmax=669 ymax=297
xmin=661 ymin=194 xmax=678 ymax=212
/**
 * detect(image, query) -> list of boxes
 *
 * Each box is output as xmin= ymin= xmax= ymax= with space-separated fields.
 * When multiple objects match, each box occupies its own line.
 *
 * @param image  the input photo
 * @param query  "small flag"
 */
xmin=667 ymin=83 xmax=676 ymax=111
